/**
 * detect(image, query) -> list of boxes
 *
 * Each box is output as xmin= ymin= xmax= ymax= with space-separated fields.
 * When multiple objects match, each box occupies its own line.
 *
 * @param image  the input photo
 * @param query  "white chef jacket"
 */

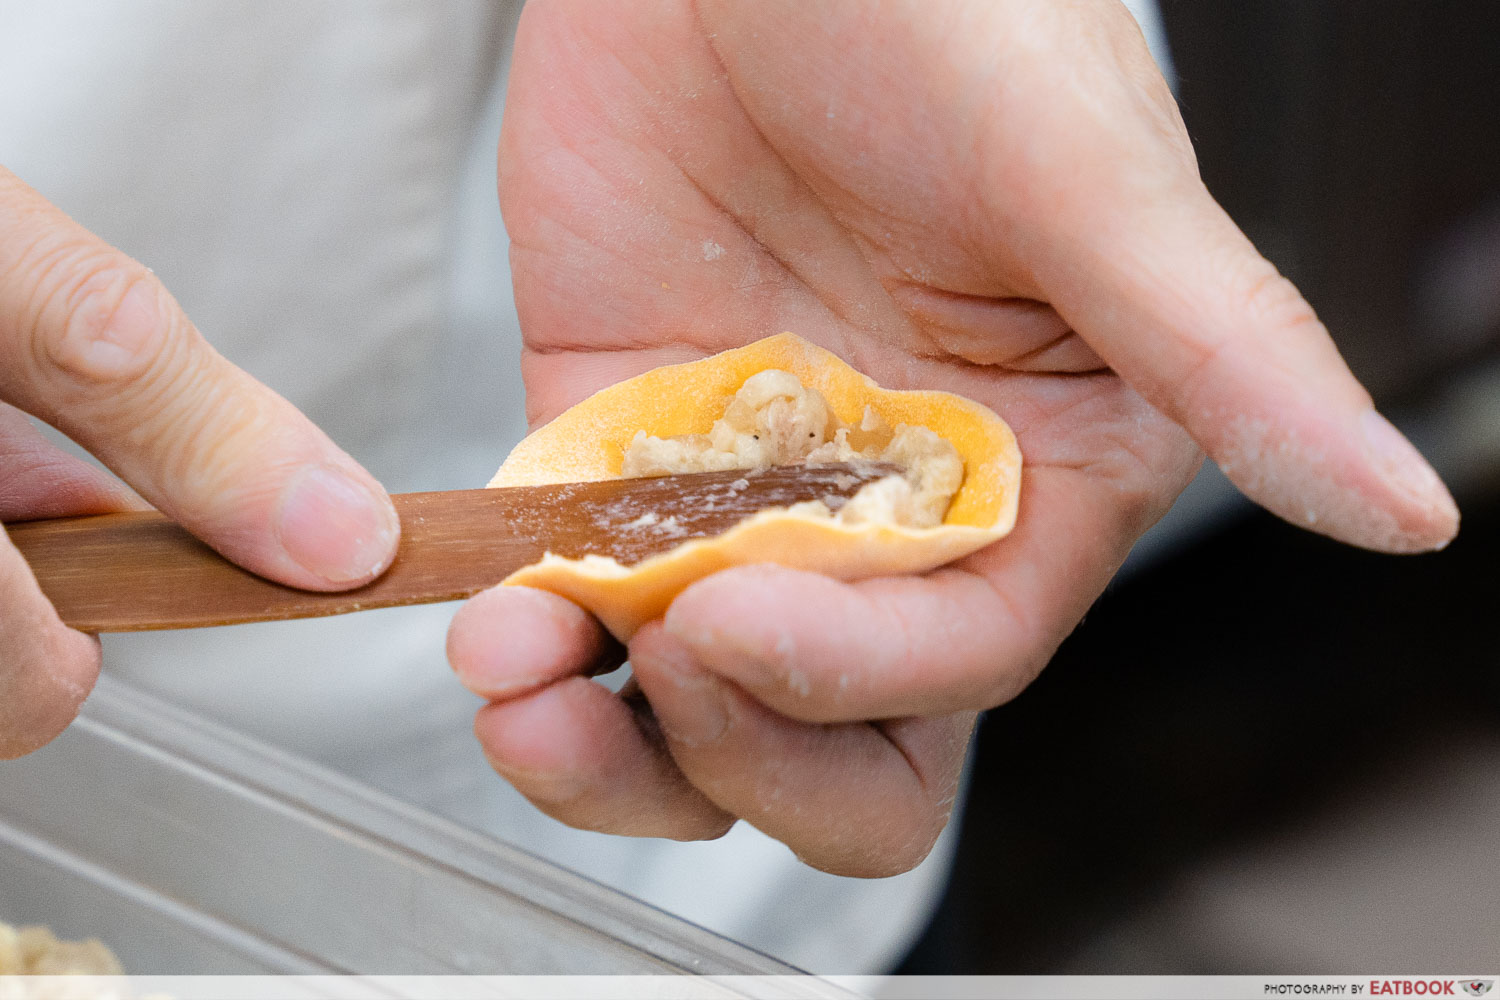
xmin=0 ymin=0 xmax=1168 ymax=973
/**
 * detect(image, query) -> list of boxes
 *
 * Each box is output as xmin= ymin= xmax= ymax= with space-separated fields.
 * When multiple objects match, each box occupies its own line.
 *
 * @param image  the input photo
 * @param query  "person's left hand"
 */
xmin=446 ymin=0 xmax=1455 ymax=877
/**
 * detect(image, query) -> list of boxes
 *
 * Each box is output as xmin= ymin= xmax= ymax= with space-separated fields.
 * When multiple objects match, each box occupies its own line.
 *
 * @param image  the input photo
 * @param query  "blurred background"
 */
xmin=899 ymin=0 xmax=1500 ymax=972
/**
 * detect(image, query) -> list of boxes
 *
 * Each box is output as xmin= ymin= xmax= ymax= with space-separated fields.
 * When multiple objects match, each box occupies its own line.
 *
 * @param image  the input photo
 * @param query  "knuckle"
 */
xmin=1236 ymin=260 xmax=1319 ymax=332
xmin=1081 ymin=424 xmax=1201 ymax=539
xmin=19 ymin=240 xmax=184 ymax=394
xmin=144 ymin=382 xmax=283 ymax=507
xmin=1174 ymin=254 xmax=1325 ymax=427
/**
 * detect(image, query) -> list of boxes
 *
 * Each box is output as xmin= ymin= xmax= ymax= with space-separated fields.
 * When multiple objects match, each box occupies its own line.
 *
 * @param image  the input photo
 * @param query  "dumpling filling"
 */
xmin=621 ymin=370 xmax=963 ymax=528
xmin=0 ymin=920 xmax=123 ymax=975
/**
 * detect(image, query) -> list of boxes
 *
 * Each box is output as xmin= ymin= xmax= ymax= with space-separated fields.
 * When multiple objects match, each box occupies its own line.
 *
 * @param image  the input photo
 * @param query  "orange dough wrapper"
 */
xmin=489 ymin=333 xmax=1021 ymax=640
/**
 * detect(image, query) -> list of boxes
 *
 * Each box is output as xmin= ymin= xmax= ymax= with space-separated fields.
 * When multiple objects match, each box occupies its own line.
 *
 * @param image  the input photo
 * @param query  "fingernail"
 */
xmin=637 ymin=646 xmax=729 ymax=747
xmin=454 ymin=659 xmax=545 ymax=700
xmin=67 ymin=280 xmax=161 ymax=381
xmin=448 ymin=588 xmax=547 ymax=697
xmin=1360 ymin=410 xmax=1460 ymax=525
xmin=275 ymin=464 xmax=399 ymax=584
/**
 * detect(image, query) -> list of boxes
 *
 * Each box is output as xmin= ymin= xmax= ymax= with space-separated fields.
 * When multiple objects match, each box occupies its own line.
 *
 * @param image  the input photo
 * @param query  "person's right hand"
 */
xmin=0 ymin=167 xmax=400 ymax=758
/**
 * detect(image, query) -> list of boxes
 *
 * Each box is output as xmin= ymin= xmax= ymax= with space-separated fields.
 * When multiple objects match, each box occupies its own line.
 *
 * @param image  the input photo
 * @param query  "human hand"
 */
xmin=447 ymin=0 xmax=1458 ymax=875
xmin=0 ymin=168 xmax=400 ymax=758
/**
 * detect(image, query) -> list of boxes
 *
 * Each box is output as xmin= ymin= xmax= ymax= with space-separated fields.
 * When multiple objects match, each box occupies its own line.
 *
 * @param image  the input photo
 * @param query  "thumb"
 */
xmin=1014 ymin=62 xmax=1457 ymax=553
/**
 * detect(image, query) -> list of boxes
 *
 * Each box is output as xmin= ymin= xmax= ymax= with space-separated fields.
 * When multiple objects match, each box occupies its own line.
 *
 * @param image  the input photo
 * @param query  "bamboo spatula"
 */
xmin=3 ymin=463 xmax=895 ymax=632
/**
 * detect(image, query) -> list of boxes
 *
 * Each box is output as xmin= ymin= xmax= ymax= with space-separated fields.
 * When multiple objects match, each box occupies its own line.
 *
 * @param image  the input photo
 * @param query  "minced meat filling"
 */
xmin=621 ymin=370 xmax=963 ymax=528
xmin=0 ymin=920 xmax=123 ymax=975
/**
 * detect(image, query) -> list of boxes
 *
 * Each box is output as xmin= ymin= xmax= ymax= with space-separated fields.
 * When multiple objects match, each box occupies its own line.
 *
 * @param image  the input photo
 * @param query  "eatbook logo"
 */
xmin=1461 ymin=982 xmax=1494 ymax=997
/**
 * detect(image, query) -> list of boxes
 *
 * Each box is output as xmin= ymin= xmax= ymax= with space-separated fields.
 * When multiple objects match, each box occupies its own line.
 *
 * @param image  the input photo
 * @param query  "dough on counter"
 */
xmin=0 ymin=920 xmax=123 ymax=975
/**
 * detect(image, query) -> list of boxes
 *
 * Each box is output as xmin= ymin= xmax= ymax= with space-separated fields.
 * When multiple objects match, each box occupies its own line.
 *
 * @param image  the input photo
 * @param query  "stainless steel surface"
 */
xmin=0 ymin=676 xmax=840 ymax=990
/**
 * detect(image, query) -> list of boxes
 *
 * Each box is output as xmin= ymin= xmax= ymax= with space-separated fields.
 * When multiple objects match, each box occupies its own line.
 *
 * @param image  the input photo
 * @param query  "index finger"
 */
xmin=0 ymin=167 xmax=398 ymax=589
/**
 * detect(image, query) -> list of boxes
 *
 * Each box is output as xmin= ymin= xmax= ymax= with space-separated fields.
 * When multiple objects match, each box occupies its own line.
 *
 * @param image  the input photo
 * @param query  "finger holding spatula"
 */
xmin=0 ymin=167 xmax=399 ymax=758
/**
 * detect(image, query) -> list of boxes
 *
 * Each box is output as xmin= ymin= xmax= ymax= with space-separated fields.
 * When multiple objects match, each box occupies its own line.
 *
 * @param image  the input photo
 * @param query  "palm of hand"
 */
xmin=460 ymin=0 xmax=1201 ymax=875
xmin=504 ymin=0 xmax=1197 ymax=589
